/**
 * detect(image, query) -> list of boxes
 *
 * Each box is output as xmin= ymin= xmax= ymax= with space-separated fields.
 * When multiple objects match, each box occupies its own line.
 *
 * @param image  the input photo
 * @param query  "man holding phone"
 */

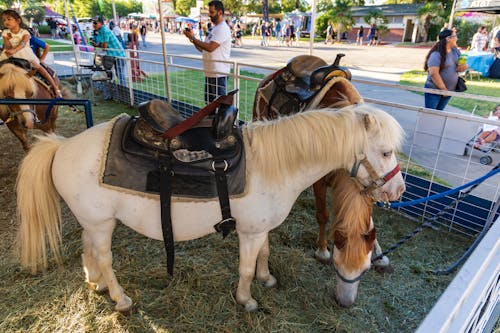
xmin=183 ymin=0 xmax=231 ymax=103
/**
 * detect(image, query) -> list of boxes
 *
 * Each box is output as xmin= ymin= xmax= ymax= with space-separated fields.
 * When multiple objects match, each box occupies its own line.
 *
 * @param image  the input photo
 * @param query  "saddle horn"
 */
xmin=333 ymin=54 xmax=345 ymax=66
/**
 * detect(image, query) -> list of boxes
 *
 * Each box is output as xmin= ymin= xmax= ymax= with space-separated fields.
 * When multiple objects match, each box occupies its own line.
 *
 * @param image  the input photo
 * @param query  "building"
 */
xmin=348 ymin=4 xmax=423 ymax=43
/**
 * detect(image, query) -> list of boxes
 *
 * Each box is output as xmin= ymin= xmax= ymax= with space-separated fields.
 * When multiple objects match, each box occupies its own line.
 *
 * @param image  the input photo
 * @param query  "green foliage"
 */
xmin=37 ymin=25 xmax=50 ymax=34
xmin=318 ymin=0 xmax=354 ymax=39
xmin=224 ymin=0 xmax=245 ymax=17
xmin=42 ymin=0 xmax=141 ymax=19
xmin=417 ymin=2 xmax=445 ymax=42
xmin=454 ymin=19 xmax=482 ymax=48
xmin=281 ymin=0 xmax=310 ymax=13
xmin=175 ymin=0 xmax=196 ymax=16
xmin=23 ymin=5 xmax=45 ymax=25
xmin=246 ymin=0 xmax=281 ymax=15
xmin=363 ymin=8 xmax=388 ymax=26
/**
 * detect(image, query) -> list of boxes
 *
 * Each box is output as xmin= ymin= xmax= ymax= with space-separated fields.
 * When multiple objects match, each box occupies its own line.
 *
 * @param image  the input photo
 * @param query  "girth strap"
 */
xmin=159 ymin=156 xmax=175 ymax=276
xmin=213 ymin=159 xmax=236 ymax=237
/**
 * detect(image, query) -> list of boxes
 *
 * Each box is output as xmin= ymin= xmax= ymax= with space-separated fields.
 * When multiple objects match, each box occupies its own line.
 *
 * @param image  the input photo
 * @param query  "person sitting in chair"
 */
xmin=475 ymin=104 xmax=500 ymax=148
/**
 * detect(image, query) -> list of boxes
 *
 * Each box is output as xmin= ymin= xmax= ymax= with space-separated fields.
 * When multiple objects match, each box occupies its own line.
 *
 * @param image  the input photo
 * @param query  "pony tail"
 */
xmin=16 ymin=134 xmax=64 ymax=273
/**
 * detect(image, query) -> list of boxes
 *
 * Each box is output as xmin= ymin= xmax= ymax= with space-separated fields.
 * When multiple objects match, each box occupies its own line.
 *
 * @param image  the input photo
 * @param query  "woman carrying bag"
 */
xmin=423 ymin=29 xmax=468 ymax=110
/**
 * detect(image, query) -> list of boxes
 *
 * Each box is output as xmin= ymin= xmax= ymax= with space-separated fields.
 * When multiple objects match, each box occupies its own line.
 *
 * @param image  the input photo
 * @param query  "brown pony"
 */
xmin=0 ymin=63 xmax=62 ymax=151
xmin=253 ymin=56 xmax=394 ymax=306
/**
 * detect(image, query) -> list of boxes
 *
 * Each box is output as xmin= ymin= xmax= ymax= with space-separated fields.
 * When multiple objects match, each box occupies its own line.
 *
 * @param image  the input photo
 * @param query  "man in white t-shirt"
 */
xmin=183 ymin=0 xmax=231 ymax=103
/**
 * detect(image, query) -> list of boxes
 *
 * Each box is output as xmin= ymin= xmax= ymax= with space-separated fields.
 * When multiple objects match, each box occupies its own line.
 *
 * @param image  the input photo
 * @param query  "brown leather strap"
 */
xmin=162 ymin=91 xmax=237 ymax=140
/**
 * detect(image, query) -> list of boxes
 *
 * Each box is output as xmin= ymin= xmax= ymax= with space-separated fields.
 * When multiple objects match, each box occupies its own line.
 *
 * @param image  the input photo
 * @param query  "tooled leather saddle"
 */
xmin=253 ymin=53 xmax=352 ymax=118
xmin=103 ymin=91 xmax=242 ymax=275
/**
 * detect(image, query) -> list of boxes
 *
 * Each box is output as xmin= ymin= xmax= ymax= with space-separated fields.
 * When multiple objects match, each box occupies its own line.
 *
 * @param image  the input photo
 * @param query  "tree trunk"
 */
xmin=263 ymin=0 xmax=269 ymax=22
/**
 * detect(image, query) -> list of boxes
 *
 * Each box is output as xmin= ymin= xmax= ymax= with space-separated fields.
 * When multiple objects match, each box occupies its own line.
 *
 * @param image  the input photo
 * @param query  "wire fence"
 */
xmin=52 ymin=47 xmax=500 ymax=237
xmin=49 ymin=45 xmax=500 ymax=332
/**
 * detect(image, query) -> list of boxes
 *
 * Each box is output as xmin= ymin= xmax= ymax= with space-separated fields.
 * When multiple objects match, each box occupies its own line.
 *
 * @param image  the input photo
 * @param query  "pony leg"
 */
xmin=313 ymin=178 xmax=331 ymax=264
xmin=85 ymin=219 xmax=133 ymax=312
xmin=236 ymin=232 xmax=268 ymax=312
xmin=372 ymin=238 xmax=393 ymax=274
xmin=81 ymin=230 xmax=108 ymax=292
xmin=255 ymin=234 xmax=277 ymax=288
xmin=6 ymin=121 xmax=30 ymax=151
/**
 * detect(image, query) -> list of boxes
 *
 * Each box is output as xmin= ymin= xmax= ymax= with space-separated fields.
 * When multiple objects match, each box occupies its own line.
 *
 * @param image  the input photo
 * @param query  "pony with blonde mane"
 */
xmin=254 ymin=67 xmax=397 ymax=306
xmin=0 ymin=63 xmax=63 ymax=151
xmin=16 ymin=104 xmax=405 ymax=312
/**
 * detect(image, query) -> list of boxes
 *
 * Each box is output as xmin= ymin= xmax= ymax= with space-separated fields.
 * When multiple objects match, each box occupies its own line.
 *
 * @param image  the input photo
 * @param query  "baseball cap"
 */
xmin=93 ymin=16 xmax=104 ymax=24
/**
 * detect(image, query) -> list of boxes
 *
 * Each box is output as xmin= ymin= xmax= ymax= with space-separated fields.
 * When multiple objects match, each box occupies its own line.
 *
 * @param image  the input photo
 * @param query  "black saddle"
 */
xmin=284 ymin=54 xmax=352 ymax=101
xmin=0 ymin=57 xmax=32 ymax=71
xmin=129 ymin=99 xmax=241 ymax=164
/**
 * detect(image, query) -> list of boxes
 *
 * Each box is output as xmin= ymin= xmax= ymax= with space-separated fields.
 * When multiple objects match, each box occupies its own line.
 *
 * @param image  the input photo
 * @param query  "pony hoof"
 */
xmin=314 ymin=249 xmax=331 ymax=265
xmin=115 ymin=295 xmax=133 ymax=313
xmin=261 ymin=275 xmax=277 ymax=288
xmin=243 ymin=299 xmax=258 ymax=312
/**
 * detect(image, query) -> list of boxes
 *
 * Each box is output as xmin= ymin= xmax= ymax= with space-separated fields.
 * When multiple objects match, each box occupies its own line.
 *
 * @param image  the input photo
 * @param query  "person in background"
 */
xmin=48 ymin=18 xmax=57 ymax=39
xmin=0 ymin=10 xmax=61 ymax=98
xmin=29 ymin=27 xmax=52 ymax=62
xmin=197 ymin=20 xmax=204 ymax=40
xmin=368 ymin=24 xmax=377 ymax=46
xmin=474 ymin=105 xmax=500 ymax=148
xmin=109 ymin=20 xmax=124 ymax=48
xmin=140 ymin=22 xmax=147 ymax=48
xmin=470 ymin=26 xmax=488 ymax=52
xmin=324 ymin=22 xmax=333 ymax=44
xmin=423 ymin=29 xmax=468 ymax=111
xmin=183 ymin=0 xmax=231 ymax=104
xmin=357 ymin=25 xmax=364 ymax=46
xmin=260 ymin=21 xmax=267 ymax=47
xmin=72 ymin=25 xmax=81 ymax=44
xmin=91 ymin=15 xmax=127 ymax=94
xmin=234 ymin=21 xmax=242 ymax=47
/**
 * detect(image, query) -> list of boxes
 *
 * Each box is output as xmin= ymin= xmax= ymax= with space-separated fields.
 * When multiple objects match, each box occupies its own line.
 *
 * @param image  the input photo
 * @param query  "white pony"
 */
xmin=16 ymin=104 xmax=405 ymax=312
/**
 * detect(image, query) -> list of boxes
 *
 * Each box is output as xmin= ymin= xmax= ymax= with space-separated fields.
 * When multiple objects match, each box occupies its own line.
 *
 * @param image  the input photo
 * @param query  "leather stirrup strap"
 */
xmin=162 ymin=90 xmax=237 ymax=140
xmin=213 ymin=159 xmax=236 ymax=238
xmin=159 ymin=155 xmax=175 ymax=276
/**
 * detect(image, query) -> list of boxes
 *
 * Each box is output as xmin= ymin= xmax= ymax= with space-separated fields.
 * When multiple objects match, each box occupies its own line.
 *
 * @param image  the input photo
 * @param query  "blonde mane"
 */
xmin=0 ymin=63 xmax=37 ymax=98
xmin=244 ymin=104 xmax=403 ymax=184
xmin=328 ymin=169 xmax=374 ymax=271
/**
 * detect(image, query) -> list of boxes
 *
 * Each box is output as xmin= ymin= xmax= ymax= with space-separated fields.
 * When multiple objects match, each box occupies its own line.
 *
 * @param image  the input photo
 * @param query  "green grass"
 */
xmin=44 ymin=39 xmax=74 ymax=52
xmin=400 ymin=70 xmax=500 ymax=116
xmin=133 ymin=69 xmax=265 ymax=120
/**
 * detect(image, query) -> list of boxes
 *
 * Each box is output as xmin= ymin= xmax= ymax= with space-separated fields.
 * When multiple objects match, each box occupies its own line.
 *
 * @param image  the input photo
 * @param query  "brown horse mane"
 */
xmin=329 ymin=169 xmax=375 ymax=271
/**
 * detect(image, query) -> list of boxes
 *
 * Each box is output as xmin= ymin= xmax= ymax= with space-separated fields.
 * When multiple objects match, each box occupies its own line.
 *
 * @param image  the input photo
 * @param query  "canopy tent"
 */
xmin=44 ymin=6 xmax=63 ymax=18
xmin=128 ymin=12 xmax=158 ymax=19
xmin=174 ymin=16 xmax=197 ymax=24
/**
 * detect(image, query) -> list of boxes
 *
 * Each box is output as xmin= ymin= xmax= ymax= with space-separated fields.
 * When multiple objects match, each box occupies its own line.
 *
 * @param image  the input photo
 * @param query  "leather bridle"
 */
xmin=333 ymin=260 xmax=370 ymax=284
xmin=350 ymin=155 xmax=401 ymax=195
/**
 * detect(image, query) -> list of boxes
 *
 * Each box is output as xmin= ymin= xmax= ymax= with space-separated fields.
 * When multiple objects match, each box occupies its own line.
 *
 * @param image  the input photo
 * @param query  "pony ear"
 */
xmin=363 ymin=113 xmax=376 ymax=130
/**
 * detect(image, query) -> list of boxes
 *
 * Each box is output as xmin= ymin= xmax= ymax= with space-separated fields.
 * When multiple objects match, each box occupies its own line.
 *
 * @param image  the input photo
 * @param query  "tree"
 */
xmin=417 ymin=1 xmax=444 ymax=42
xmin=363 ymin=8 xmax=387 ymax=26
xmin=325 ymin=0 xmax=356 ymax=40
xmin=281 ymin=0 xmax=309 ymax=13
xmin=175 ymin=0 xmax=195 ymax=16
xmin=23 ymin=5 xmax=45 ymax=25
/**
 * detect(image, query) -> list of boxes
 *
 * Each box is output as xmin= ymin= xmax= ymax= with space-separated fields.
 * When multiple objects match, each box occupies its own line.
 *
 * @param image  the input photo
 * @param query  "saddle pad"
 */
xmin=101 ymin=115 xmax=247 ymax=201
